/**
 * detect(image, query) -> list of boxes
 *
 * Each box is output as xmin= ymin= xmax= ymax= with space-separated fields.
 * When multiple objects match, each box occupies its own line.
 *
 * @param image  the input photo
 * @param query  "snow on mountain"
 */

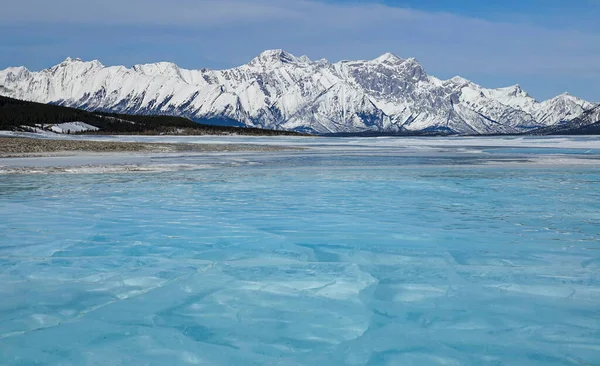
xmin=530 ymin=93 xmax=595 ymax=126
xmin=581 ymin=104 xmax=600 ymax=125
xmin=532 ymin=104 xmax=600 ymax=135
xmin=0 ymin=50 xmax=594 ymax=134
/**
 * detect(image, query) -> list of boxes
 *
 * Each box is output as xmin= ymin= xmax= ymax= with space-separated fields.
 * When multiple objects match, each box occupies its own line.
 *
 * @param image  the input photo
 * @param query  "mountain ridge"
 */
xmin=0 ymin=50 xmax=595 ymax=135
xmin=529 ymin=105 xmax=600 ymax=135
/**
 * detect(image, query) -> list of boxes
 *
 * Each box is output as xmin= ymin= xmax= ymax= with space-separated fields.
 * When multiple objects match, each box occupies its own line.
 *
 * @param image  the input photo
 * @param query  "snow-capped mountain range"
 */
xmin=0 ymin=50 xmax=595 ymax=134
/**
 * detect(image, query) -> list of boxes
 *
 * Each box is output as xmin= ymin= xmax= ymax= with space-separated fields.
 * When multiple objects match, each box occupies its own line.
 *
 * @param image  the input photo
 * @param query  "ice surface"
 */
xmin=6 ymin=131 xmax=600 ymax=150
xmin=0 ymin=137 xmax=599 ymax=365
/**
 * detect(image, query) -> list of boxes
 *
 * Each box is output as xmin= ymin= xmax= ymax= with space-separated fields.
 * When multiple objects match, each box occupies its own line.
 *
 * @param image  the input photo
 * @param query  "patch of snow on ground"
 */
xmin=49 ymin=122 xmax=99 ymax=134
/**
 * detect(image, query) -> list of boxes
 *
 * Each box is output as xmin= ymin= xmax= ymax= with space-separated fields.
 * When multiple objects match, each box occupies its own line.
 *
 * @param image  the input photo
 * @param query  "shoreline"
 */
xmin=0 ymin=137 xmax=297 ymax=158
xmin=2 ymin=136 xmax=600 ymax=175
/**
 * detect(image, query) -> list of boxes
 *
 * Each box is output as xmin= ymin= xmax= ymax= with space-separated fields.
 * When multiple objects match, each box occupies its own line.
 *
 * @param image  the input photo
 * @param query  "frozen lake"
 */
xmin=1 ymin=136 xmax=599 ymax=365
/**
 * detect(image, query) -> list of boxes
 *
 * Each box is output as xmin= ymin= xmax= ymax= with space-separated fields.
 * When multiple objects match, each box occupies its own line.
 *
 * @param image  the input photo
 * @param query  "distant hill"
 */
xmin=0 ymin=96 xmax=306 ymax=136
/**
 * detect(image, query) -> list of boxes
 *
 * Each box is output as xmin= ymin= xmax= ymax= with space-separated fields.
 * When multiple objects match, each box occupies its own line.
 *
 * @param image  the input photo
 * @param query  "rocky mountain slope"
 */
xmin=530 ymin=105 xmax=600 ymax=135
xmin=0 ymin=50 xmax=594 ymax=134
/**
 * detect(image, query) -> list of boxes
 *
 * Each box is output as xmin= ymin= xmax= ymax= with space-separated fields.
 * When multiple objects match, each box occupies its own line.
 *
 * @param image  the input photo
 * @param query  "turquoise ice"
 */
xmin=0 ymin=137 xmax=599 ymax=365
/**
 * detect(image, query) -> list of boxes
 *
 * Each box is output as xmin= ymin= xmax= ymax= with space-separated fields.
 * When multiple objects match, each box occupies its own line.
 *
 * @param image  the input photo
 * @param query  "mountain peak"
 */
xmin=3 ymin=66 xmax=30 ymax=82
xmin=449 ymin=76 xmax=471 ymax=85
xmin=62 ymin=57 xmax=82 ymax=64
xmin=297 ymin=55 xmax=312 ymax=63
xmin=55 ymin=57 xmax=103 ymax=68
xmin=133 ymin=61 xmax=179 ymax=69
xmin=509 ymin=84 xmax=528 ymax=97
xmin=49 ymin=58 xmax=104 ymax=74
xmin=547 ymin=92 xmax=594 ymax=110
xmin=548 ymin=92 xmax=579 ymax=102
xmin=250 ymin=49 xmax=306 ymax=66
xmin=373 ymin=52 xmax=403 ymax=64
xmin=132 ymin=61 xmax=182 ymax=78
xmin=259 ymin=49 xmax=290 ymax=57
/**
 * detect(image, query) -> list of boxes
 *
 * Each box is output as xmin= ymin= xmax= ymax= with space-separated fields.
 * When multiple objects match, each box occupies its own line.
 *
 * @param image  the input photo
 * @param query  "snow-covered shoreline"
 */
xmin=0 ymin=136 xmax=296 ymax=158
xmin=1 ymin=135 xmax=600 ymax=174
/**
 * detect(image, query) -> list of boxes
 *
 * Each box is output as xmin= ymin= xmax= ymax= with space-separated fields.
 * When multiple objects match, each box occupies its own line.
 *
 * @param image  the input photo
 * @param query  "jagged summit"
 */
xmin=491 ymin=84 xmax=530 ymax=99
xmin=372 ymin=52 xmax=404 ymax=64
xmin=547 ymin=92 xmax=584 ymax=103
xmin=249 ymin=49 xmax=310 ymax=67
xmin=0 ymin=50 xmax=593 ymax=134
xmin=297 ymin=55 xmax=312 ymax=63
xmin=3 ymin=66 xmax=29 ymax=74
xmin=448 ymin=76 xmax=471 ymax=85
xmin=55 ymin=57 xmax=103 ymax=69
xmin=508 ymin=84 xmax=526 ymax=96
xmin=132 ymin=61 xmax=181 ymax=77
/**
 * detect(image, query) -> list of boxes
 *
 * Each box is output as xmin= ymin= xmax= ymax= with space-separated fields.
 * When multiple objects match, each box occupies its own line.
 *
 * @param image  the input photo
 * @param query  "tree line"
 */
xmin=0 ymin=96 xmax=307 ymax=136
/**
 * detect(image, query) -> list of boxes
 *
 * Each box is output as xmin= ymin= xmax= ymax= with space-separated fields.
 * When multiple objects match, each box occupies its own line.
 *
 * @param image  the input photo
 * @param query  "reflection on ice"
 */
xmin=0 ymin=137 xmax=599 ymax=364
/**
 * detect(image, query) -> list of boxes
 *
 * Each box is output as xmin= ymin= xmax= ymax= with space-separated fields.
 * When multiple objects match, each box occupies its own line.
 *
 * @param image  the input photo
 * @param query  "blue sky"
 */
xmin=2 ymin=0 xmax=599 ymax=101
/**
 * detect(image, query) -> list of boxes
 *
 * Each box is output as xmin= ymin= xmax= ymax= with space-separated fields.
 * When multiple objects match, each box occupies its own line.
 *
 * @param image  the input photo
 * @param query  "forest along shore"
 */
xmin=0 ymin=137 xmax=298 ymax=158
